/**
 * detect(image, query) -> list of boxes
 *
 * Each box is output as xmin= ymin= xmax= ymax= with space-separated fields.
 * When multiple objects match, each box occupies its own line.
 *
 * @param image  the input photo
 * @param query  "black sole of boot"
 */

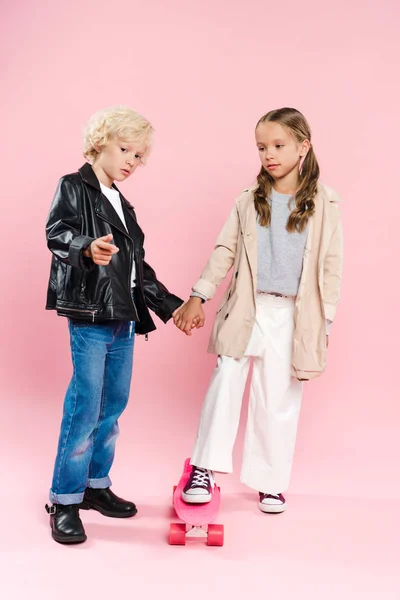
xmin=51 ymin=531 xmax=87 ymax=544
xmin=79 ymin=502 xmax=138 ymax=518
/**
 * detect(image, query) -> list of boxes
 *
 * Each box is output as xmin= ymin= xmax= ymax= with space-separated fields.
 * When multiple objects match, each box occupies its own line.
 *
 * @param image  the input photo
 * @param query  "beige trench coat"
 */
xmin=192 ymin=184 xmax=343 ymax=380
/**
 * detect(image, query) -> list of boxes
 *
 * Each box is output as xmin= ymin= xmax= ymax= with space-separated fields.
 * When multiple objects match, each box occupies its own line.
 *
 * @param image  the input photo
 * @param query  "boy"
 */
xmin=45 ymin=106 xmax=183 ymax=544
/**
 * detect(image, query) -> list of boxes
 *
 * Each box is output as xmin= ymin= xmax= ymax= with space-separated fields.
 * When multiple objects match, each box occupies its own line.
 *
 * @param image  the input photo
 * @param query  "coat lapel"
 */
xmin=315 ymin=186 xmax=332 ymax=271
xmin=237 ymin=192 xmax=258 ymax=293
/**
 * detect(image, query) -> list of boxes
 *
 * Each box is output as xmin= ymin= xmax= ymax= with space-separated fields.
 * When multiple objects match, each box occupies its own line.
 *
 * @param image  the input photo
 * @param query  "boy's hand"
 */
xmin=174 ymin=297 xmax=205 ymax=336
xmin=83 ymin=234 xmax=119 ymax=265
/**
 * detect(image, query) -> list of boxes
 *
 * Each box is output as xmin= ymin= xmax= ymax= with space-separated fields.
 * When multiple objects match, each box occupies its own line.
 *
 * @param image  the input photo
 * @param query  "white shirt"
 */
xmin=100 ymin=183 xmax=136 ymax=288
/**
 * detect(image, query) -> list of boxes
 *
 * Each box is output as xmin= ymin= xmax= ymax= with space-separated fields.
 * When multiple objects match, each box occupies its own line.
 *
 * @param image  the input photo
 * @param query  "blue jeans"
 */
xmin=50 ymin=319 xmax=135 ymax=504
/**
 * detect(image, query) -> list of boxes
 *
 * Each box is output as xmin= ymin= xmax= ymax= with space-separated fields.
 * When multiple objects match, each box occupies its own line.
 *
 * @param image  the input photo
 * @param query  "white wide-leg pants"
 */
xmin=191 ymin=293 xmax=304 ymax=493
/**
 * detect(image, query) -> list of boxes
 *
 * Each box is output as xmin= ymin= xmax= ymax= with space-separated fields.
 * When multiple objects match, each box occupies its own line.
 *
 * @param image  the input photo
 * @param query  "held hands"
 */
xmin=83 ymin=234 xmax=119 ymax=265
xmin=173 ymin=297 xmax=205 ymax=336
xmin=82 ymin=237 xmax=203 ymax=336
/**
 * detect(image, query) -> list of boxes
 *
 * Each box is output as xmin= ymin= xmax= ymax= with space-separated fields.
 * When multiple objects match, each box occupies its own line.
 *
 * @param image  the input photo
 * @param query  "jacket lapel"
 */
xmin=316 ymin=186 xmax=333 ymax=270
xmin=121 ymin=197 xmax=144 ymax=243
xmin=96 ymin=192 xmax=131 ymax=236
xmin=79 ymin=163 xmax=132 ymax=238
xmin=322 ymin=187 xmax=342 ymax=268
xmin=237 ymin=192 xmax=258 ymax=292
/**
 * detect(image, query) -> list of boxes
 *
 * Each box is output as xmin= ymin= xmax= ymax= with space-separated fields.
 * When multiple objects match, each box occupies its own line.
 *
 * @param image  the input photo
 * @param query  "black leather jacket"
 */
xmin=45 ymin=163 xmax=183 ymax=335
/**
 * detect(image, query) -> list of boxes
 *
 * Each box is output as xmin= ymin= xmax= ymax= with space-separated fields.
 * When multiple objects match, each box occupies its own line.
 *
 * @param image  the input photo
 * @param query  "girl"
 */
xmin=45 ymin=106 xmax=183 ymax=543
xmin=174 ymin=107 xmax=343 ymax=513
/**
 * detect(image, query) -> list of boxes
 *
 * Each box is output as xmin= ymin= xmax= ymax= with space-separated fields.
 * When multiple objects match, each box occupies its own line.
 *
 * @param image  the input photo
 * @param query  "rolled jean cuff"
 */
xmin=87 ymin=476 xmax=112 ymax=489
xmin=49 ymin=490 xmax=84 ymax=505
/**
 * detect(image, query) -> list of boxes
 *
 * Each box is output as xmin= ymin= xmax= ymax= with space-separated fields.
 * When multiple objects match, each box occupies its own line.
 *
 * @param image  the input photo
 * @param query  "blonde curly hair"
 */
xmin=83 ymin=105 xmax=154 ymax=162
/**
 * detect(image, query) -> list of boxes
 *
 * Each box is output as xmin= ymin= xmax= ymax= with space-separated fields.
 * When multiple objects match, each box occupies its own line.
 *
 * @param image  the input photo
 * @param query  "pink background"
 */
xmin=1 ymin=1 xmax=399 ymax=598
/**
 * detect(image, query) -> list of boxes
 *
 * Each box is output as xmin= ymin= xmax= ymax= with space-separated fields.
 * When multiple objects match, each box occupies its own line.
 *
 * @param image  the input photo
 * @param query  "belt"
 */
xmin=256 ymin=290 xmax=297 ymax=300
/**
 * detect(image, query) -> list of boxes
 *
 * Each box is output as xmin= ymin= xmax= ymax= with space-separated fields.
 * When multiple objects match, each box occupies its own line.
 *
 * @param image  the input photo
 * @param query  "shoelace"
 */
xmin=261 ymin=493 xmax=282 ymax=501
xmin=190 ymin=467 xmax=214 ymax=489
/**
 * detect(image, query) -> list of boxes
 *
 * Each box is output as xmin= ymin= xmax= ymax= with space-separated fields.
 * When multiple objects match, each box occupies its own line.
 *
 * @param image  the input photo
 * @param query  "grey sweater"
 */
xmin=256 ymin=188 xmax=308 ymax=297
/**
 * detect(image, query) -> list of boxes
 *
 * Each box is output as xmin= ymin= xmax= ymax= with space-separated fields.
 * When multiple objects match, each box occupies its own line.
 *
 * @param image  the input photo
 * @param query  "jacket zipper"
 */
xmin=95 ymin=208 xmax=148 ymax=339
xmin=65 ymin=307 xmax=98 ymax=322
xmin=95 ymin=209 xmax=140 ymax=321
xmin=128 ymin=241 xmax=137 ymax=313
xmin=129 ymin=239 xmax=147 ymax=340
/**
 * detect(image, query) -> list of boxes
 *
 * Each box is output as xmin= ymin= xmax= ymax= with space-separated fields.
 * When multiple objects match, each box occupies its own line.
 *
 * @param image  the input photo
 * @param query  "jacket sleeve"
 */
xmin=46 ymin=176 xmax=95 ymax=271
xmin=192 ymin=204 xmax=240 ymax=299
xmin=142 ymin=252 xmax=183 ymax=323
xmin=323 ymin=216 xmax=343 ymax=322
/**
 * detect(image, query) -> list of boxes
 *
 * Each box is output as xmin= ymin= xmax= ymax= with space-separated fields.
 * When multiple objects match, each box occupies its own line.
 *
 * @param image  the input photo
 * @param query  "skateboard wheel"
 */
xmin=207 ymin=524 xmax=224 ymax=546
xmin=169 ymin=523 xmax=186 ymax=545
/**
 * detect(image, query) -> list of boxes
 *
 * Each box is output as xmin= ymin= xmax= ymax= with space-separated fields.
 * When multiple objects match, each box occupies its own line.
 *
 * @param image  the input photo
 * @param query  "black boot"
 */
xmin=45 ymin=504 xmax=87 ymax=544
xmin=79 ymin=487 xmax=138 ymax=518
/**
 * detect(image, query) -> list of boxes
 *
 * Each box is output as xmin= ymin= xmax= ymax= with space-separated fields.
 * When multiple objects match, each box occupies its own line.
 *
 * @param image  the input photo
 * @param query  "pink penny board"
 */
xmin=169 ymin=458 xmax=224 ymax=546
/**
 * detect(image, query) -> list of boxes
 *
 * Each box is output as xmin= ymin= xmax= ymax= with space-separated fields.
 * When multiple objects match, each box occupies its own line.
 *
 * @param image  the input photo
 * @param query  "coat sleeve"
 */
xmin=192 ymin=203 xmax=240 ymax=299
xmin=46 ymin=176 xmax=95 ymax=271
xmin=141 ymin=251 xmax=184 ymax=323
xmin=323 ymin=211 xmax=343 ymax=322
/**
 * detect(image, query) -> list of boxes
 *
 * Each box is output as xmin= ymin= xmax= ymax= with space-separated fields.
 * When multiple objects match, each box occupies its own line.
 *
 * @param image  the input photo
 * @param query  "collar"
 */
xmin=78 ymin=162 xmax=135 ymax=209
